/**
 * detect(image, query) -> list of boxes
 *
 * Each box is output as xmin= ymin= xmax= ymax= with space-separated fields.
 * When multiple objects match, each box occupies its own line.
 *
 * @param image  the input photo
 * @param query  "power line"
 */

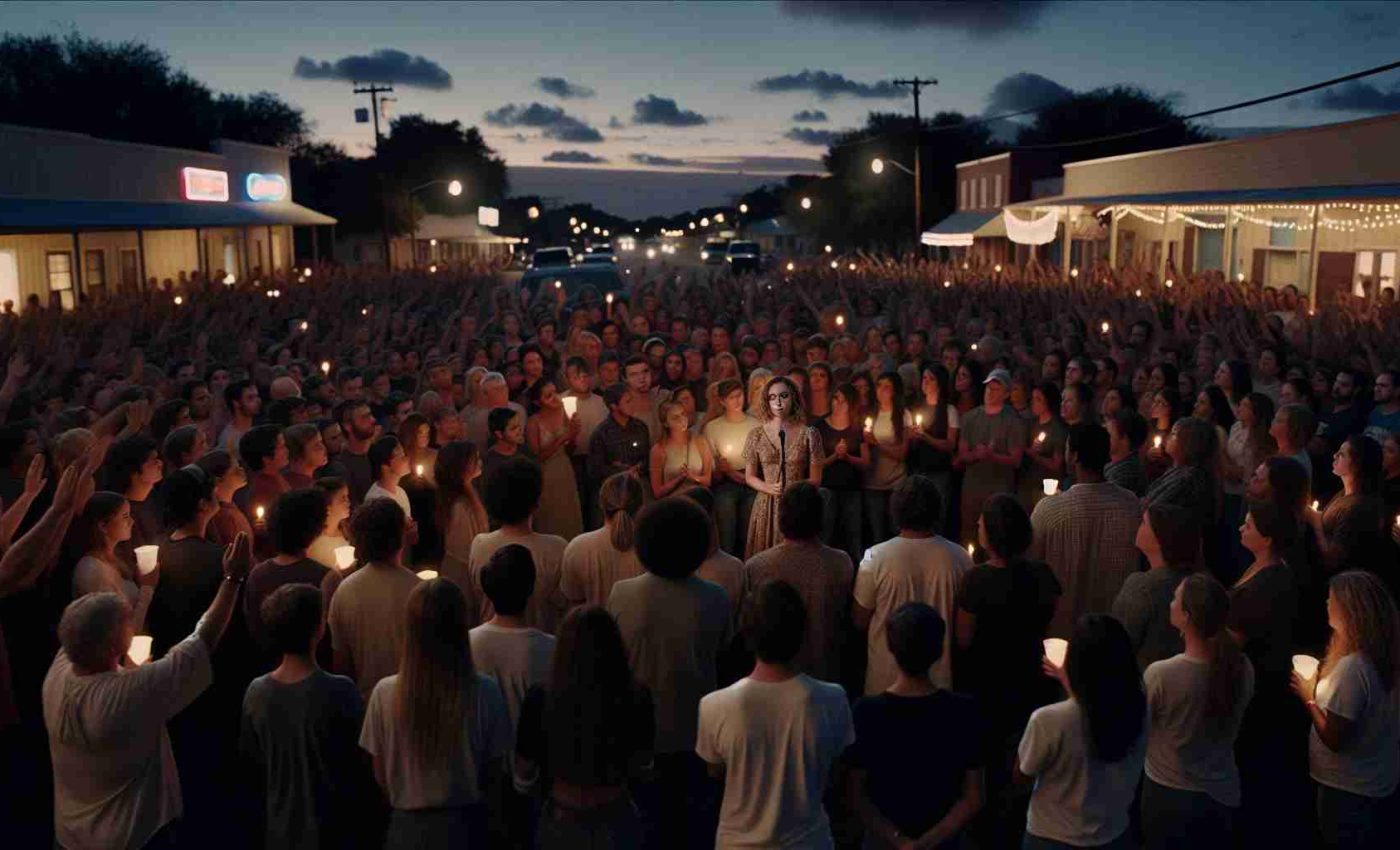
xmin=827 ymin=58 xmax=1400 ymax=154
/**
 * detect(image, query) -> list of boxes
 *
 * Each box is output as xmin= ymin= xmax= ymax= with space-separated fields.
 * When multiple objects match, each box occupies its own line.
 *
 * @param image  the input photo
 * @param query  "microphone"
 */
xmin=778 ymin=428 xmax=787 ymax=490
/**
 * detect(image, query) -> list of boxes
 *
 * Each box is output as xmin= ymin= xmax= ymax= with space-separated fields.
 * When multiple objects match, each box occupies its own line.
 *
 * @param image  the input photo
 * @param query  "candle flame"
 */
xmin=415 ymin=464 xmax=424 ymax=478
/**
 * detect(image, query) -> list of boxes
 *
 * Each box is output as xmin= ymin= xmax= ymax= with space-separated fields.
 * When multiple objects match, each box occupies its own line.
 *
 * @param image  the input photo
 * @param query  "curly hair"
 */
xmin=756 ymin=375 xmax=806 ymax=424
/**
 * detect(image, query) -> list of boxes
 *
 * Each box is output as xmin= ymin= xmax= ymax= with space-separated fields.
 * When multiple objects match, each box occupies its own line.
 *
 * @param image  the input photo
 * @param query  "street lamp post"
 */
xmin=871 ymin=157 xmax=921 ymax=248
xmin=408 ymin=179 xmax=462 ymax=267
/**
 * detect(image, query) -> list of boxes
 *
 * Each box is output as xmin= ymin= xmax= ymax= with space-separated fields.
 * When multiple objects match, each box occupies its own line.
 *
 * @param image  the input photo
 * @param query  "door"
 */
xmin=1316 ymin=251 xmax=1357 ymax=309
xmin=0 ymin=250 xmax=18 ymax=309
xmin=1250 ymin=250 xmax=1266 ymax=287
xmin=119 ymin=248 xmax=139 ymax=290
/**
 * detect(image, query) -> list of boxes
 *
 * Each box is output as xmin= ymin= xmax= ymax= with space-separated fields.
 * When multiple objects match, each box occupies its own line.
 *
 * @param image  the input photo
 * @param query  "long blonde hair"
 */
xmin=1322 ymin=571 xmax=1400 ymax=692
xmin=746 ymin=368 xmax=773 ymax=415
xmin=397 ymin=579 xmax=477 ymax=768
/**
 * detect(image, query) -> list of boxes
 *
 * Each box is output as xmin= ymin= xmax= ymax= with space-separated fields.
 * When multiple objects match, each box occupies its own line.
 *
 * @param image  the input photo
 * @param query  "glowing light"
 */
xmin=1037 ymin=431 xmax=1047 ymax=443
xmin=1293 ymin=654 xmax=1319 ymax=681
xmin=864 ymin=417 xmax=873 ymax=432
xmin=554 ymin=280 xmax=562 ymax=289
xmin=1043 ymin=479 xmax=1060 ymax=496
xmin=569 ymin=216 xmax=578 ymax=226
xmin=848 ymin=262 xmax=856 ymax=271
xmin=943 ymin=280 xmax=951 ymax=288
xmin=581 ymin=221 xmax=589 ymax=229
xmin=714 ymin=213 xmax=724 ymax=223
xmin=321 ymin=361 xmax=331 ymax=375
xmin=173 ymin=296 xmax=183 ymax=306
xmin=593 ymin=226 xmax=601 ymax=234
xmin=835 ymin=315 xmax=845 ymax=326
xmin=300 ymin=321 xmax=308 ymax=332
xmin=967 ymin=542 xmax=976 ymax=556
xmin=1153 ymin=435 xmax=1163 ymax=449
xmin=415 ymin=464 xmax=424 ymax=478
xmin=1311 ymin=500 xmax=1320 ymax=512
xmin=562 ymin=396 xmax=578 ymax=418
xmin=128 ymin=636 xmax=153 ymax=666
xmin=824 ymin=244 xmax=833 ymax=253
xmin=603 ymin=229 xmax=610 ymax=237
xmin=1236 ymin=272 xmax=1245 ymax=282
xmin=528 ymin=205 xmax=540 ymax=219
xmin=429 ymin=238 xmax=437 ymax=246
xmin=334 ymin=546 xmax=355 ymax=570
xmin=915 ymin=413 xmax=923 ymax=427
xmin=447 ymin=179 xmax=463 ymax=196
xmin=606 ymin=292 xmax=614 ymax=304
xmin=245 ymin=172 xmax=287 ymax=202
xmin=739 ymin=203 xmax=749 ymax=214
xmin=689 ymin=221 xmax=696 ymax=229
xmin=800 ymin=197 xmax=812 ymax=210
xmin=303 ymin=267 xmax=312 ymax=277
xmin=181 ymin=166 xmax=229 ymax=202
xmin=871 ymin=158 xmax=885 ymax=175
xmin=646 ymin=248 xmax=656 ymax=259
xmin=572 ymin=227 xmax=581 ymax=234
xmin=1044 ymin=638 xmax=1067 ymax=668
xmin=994 ymin=264 xmax=1003 ymax=273
xmin=134 ymin=546 xmax=158 ymax=575
xmin=786 ymin=262 xmax=795 ymax=271
xmin=428 ymin=264 xmax=437 ymax=273
xmin=1101 ymin=321 xmax=1110 ymax=334
xmin=416 ymin=570 xmax=438 ymax=580
xmin=361 ymin=306 xmax=369 ymax=316
xmin=830 ymin=260 xmax=839 ymax=269
xmin=1135 ymin=289 xmax=1142 ymax=297
xmin=700 ymin=217 xmax=710 ymax=227
xmin=1165 ymin=279 xmax=1174 ymax=288
xmin=1070 ymin=267 xmax=1079 ymax=278
xmin=223 ymin=273 xmax=236 ymax=286
xmin=255 ymin=505 xmax=265 ymax=522
xmin=970 ymin=343 xmax=978 ymax=351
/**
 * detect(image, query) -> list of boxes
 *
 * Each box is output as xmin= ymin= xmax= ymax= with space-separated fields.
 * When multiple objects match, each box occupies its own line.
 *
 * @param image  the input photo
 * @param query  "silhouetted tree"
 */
xmin=1015 ymin=85 xmax=1213 ymax=164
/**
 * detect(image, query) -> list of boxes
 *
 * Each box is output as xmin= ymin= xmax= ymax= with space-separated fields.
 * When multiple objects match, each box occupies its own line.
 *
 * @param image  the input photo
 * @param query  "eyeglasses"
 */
xmin=767 ymin=392 xmax=792 ymax=402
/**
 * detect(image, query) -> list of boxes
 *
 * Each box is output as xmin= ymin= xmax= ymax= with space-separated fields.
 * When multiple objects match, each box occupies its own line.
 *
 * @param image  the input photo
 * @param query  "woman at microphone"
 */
xmin=743 ymin=375 xmax=824 ymax=558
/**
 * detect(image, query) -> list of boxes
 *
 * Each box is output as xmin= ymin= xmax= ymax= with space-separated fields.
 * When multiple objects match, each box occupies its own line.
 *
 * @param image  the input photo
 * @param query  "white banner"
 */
xmin=1003 ymin=208 xmax=1059 ymax=245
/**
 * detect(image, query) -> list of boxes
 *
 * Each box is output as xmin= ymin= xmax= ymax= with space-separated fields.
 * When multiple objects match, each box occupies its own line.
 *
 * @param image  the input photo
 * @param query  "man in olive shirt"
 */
xmin=956 ymin=369 xmax=1027 ymax=544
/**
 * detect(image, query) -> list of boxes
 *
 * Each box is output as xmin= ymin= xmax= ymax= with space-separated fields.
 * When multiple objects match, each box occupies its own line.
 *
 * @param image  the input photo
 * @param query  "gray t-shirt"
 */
xmin=1019 ymin=698 xmax=1147 ymax=847
xmin=960 ymin=405 xmax=1027 ymax=495
xmin=1310 ymin=652 xmax=1400 ymax=797
xmin=468 ymin=624 xmax=555 ymax=734
xmin=1144 ymin=653 xmax=1254 ymax=806
xmin=1112 ymin=568 xmax=1191 ymax=671
xmin=607 ymin=572 xmax=732 ymax=754
xmin=240 ymin=669 xmax=365 ymax=849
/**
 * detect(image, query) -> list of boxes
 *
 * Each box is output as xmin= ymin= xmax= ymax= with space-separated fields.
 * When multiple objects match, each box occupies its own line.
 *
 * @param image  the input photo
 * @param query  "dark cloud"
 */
xmin=784 ymin=127 xmax=840 ymax=146
xmin=984 ymin=71 xmax=1073 ymax=114
xmin=293 ymin=49 xmax=452 ymax=90
xmin=630 ymin=153 xmax=689 ymax=167
xmin=483 ymin=102 xmax=603 ymax=143
xmin=535 ymin=76 xmax=596 ymax=99
xmin=754 ymin=69 xmax=901 ymax=100
xmin=543 ymin=150 xmax=609 ymax=164
xmin=1308 ymin=80 xmax=1400 ymax=113
xmin=780 ymin=1 xmax=1059 ymax=37
xmin=632 ymin=95 xmax=708 ymax=127
xmin=688 ymin=155 xmax=824 ymax=173
xmin=792 ymin=109 xmax=829 ymax=122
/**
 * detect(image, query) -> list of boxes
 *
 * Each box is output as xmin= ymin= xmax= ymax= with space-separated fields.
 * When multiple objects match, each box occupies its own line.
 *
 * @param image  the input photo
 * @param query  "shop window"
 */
xmin=84 ymin=249 xmax=106 ymax=288
xmin=979 ymin=177 xmax=988 ymax=209
xmin=993 ymin=174 xmax=1003 ymax=208
xmin=1269 ymin=219 xmax=1297 ymax=248
xmin=46 ymin=251 xmax=75 ymax=309
xmin=1355 ymin=251 xmax=1397 ymax=297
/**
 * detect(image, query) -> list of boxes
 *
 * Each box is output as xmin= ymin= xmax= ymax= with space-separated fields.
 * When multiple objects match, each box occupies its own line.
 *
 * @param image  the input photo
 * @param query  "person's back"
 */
xmin=243 ymin=556 xmax=331 ymax=653
xmin=743 ymin=541 xmax=852 ymax=682
xmin=699 ymin=674 xmax=851 ymax=848
xmin=147 ymin=536 xmax=225 ymax=656
xmin=1144 ymin=653 xmax=1255 ymax=807
xmin=856 ymin=533 xmax=969 ymax=693
xmin=1032 ymin=482 xmax=1141 ymax=637
xmin=328 ymin=563 xmax=418 ymax=699
xmin=560 ymin=526 xmax=642 ymax=608
xmin=469 ymin=544 xmax=556 ymax=731
xmin=468 ymin=529 xmax=566 ymax=631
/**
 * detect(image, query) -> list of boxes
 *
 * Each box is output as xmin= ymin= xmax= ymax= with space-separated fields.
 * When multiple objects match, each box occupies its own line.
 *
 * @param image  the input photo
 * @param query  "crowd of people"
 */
xmin=1 ymin=249 xmax=1399 ymax=850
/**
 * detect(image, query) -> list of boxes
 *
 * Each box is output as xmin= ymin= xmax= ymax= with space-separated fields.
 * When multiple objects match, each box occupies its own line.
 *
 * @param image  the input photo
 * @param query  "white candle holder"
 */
xmin=134 ymin=545 xmax=159 ymax=576
xmin=1044 ymin=638 xmax=1068 ymax=669
xmin=128 ymin=635 xmax=153 ymax=666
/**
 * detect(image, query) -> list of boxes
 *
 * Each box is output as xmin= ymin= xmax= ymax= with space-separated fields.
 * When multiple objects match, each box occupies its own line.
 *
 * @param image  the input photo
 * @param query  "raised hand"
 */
xmin=222 ymin=532 xmax=253 ymax=583
xmin=22 ymin=454 xmax=47 ymax=499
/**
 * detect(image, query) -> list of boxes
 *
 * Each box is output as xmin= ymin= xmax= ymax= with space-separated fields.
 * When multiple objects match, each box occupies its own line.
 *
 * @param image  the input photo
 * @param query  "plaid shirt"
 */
xmin=587 ymin=415 xmax=652 ymax=483
xmin=1031 ymin=481 xmax=1142 ymax=638
xmin=1105 ymin=454 xmax=1149 ymax=497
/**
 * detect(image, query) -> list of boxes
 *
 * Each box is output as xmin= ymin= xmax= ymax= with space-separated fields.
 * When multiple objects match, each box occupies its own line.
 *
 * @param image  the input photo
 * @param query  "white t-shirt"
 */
xmin=1019 ymin=699 xmax=1148 ymax=847
xmin=358 ymin=672 xmax=510 ymax=810
xmin=1309 ymin=652 xmax=1400 ymax=797
xmin=363 ymin=482 xmax=412 ymax=519
xmin=1144 ymin=653 xmax=1254 ymax=806
xmin=865 ymin=408 xmax=914 ymax=490
xmin=697 ymin=675 xmax=853 ymax=849
xmin=44 ymin=636 xmax=212 ymax=850
xmin=559 ymin=527 xmax=642 ymax=608
xmin=468 ymin=623 xmax=555 ymax=733
xmin=853 ymin=535 xmax=970 ymax=692
xmin=467 ymin=530 xmax=567 ymax=634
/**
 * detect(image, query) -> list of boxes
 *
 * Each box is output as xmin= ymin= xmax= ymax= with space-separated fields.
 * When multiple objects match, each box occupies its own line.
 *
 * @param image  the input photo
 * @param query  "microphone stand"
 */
xmin=777 ymin=425 xmax=787 ymax=544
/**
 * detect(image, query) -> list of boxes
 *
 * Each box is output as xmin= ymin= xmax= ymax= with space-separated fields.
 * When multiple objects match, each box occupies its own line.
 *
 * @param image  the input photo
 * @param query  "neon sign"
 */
xmin=245 ymin=173 xmax=288 ymax=202
xmin=182 ymin=167 xmax=229 ymax=202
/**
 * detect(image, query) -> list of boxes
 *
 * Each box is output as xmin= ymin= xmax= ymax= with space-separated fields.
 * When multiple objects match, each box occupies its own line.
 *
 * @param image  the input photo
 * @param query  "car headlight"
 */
xmin=701 ymin=251 xmax=708 ymax=260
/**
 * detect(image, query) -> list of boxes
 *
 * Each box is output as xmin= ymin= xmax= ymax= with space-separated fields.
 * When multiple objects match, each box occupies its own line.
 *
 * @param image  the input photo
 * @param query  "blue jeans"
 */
xmin=1140 ymin=777 xmax=1232 ymax=850
xmin=1316 ymin=783 xmax=1393 ymax=850
xmin=863 ymin=489 xmax=894 ymax=547
xmin=821 ymin=487 xmax=864 ymax=564
xmin=712 ymin=480 xmax=754 ymax=558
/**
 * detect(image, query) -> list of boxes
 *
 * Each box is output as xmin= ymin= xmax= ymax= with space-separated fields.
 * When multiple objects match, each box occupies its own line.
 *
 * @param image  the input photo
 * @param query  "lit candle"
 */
xmin=561 ymin=396 xmax=578 ymax=418
xmin=864 ymin=417 xmax=873 ymax=432
xmin=554 ymin=280 xmax=562 ymax=289
xmin=1153 ymin=435 xmax=1162 ymax=449
xmin=914 ymin=413 xmax=923 ymax=427
xmin=134 ymin=545 xmax=159 ymax=576
xmin=362 ymin=307 xmax=369 ymax=316
xmin=1070 ymin=268 xmax=1079 ymax=278
xmin=943 ymin=280 xmax=951 ymax=288
xmin=255 ymin=505 xmax=265 ymax=523
xmin=321 ymin=361 xmax=331 ymax=376
xmin=786 ymin=262 xmax=795 ymax=271
xmin=994 ymin=264 xmax=1002 ymax=273
xmin=304 ymin=267 xmax=312 ymax=277
xmin=334 ymin=545 xmax=355 ymax=571
xmin=416 ymin=570 xmax=438 ymax=581
xmin=1037 ymin=431 xmax=1047 ymax=443
xmin=300 ymin=321 xmax=308 ymax=331
xmin=1043 ymin=478 xmax=1059 ymax=496
xmin=1044 ymin=638 xmax=1068 ymax=669
xmin=1292 ymin=653 xmax=1319 ymax=681
xmin=1101 ymin=321 xmax=1110 ymax=334
xmin=173 ymin=295 xmax=183 ymax=306
xmin=1165 ymin=279 xmax=1174 ymax=288
xmin=127 ymin=635 xmax=153 ymax=666
xmin=967 ymin=542 xmax=976 ymax=556
xmin=1135 ymin=289 xmax=1142 ymax=297
xmin=415 ymin=464 xmax=424 ymax=478
xmin=429 ymin=264 xmax=437 ymax=273
xmin=1311 ymin=500 xmax=1320 ymax=512
xmin=606 ymin=292 xmax=614 ymax=304
xmin=835 ymin=315 xmax=845 ymax=327
xmin=970 ymin=343 xmax=978 ymax=351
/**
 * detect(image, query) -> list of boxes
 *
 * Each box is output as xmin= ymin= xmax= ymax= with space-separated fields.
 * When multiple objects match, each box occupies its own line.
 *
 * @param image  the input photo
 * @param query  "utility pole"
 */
xmin=354 ymin=82 xmax=395 ymax=268
xmin=893 ymin=77 xmax=937 ymax=248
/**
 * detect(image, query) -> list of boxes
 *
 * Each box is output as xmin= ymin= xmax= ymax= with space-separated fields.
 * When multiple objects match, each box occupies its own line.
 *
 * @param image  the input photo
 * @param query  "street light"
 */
xmin=714 ymin=213 xmax=725 ymax=223
xmin=871 ymin=157 xmax=920 ymax=247
xmin=569 ymin=216 xmax=578 ymax=226
xmin=700 ymin=217 xmax=709 ymax=227
xmin=447 ymin=180 xmax=463 ymax=197
xmin=409 ymin=178 xmax=463 ymax=267
xmin=800 ymin=197 xmax=812 ymax=210
xmin=739 ymin=203 xmax=749 ymax=214
xmin=528 ymin=205 xmax=540 ymax=219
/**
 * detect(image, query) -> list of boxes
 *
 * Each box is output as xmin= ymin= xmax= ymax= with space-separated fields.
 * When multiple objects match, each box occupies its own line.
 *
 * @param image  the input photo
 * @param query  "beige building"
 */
xmin=1004 ymin=113 xmax=1400 ymax=305
xmin=0 ymin=123 xmax=334 ymax=308
xmin=334 ymin=212 xmax=518 ymax=269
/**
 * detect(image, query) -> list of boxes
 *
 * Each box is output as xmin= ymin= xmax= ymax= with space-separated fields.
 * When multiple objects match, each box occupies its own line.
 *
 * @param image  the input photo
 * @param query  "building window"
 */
xmin=84 ymin=249 xmax=106 ymax=288
xmin=993 ymin=174 xmax=1003 ymax=208
xmin=46 ymin=251 xmax=75 ymax=309
xmin=1355 ymin=251 xmax=1397 ymax=297
xmin=959 ymin=180 xmax=967 ymax=210
xmin=119 ymin=248 xmax=139 ymax=289
xmin=979 ymin=177 xmax=988 ymax=209
xmin=1269 ymin=219 xmax=1297 ymax=248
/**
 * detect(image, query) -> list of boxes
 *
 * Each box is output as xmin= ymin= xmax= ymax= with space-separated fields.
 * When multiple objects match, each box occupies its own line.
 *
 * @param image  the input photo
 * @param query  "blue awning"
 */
xmin=1012 ymin=183 xmax=1400 ymax=210
xmin=0 ymin=196 xmax=336 ymax=232
xmin=921 ymin=209 xmax=1002 ymax=247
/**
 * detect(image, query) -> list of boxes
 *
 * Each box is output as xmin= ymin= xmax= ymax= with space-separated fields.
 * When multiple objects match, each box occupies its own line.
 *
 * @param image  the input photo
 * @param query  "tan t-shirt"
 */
xmin=44 ymin=636 xmax=212 ymax=850
xmin=560 ymin=527 xmax=643 ymax=608
xmin=327 ymin=563 xmax=421 ymax=699
xmin=467 ymin=530 xmax=567 ymax=634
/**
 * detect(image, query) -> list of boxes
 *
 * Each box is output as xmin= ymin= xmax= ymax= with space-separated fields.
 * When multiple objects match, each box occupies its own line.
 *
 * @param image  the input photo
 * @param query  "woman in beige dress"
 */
xmin=526 ymin=379 xmax=583 ymax=540
xmin=744 ymin=375 xmax=824 ymax=558
xmin=434 ymin=440 xmax=490 ymax=588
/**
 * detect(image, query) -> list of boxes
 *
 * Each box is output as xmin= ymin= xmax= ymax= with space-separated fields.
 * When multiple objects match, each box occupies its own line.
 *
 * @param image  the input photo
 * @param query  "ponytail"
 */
xmin=1179 ymin=573 xmax=1245 ymax=726
xmin=599 ymin=472 xmax=645 ymax=552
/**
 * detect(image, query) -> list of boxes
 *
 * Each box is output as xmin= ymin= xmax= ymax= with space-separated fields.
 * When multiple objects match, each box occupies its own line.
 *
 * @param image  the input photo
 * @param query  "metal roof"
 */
xmin=0 ymin=196 xmax=336 ymax=232
xmin=1009 ymin=183 xmax=1400 ymax=210
xmin=925 ymin=209 xmax=1002 ymax=235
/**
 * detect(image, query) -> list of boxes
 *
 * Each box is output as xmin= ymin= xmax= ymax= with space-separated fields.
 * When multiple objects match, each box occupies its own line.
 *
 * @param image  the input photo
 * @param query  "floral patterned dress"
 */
xmin=744 ymin=424 xmax=824 ymax=558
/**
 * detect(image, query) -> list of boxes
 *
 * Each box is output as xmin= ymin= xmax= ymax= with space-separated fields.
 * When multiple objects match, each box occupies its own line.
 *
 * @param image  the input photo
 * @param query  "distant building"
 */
xmin=922 ymin=151 xmax=1062 ymax=266
xmin=336 ymin=213 xmax=518 ymax=269
xmin=743 ymin=216 xmax=807 ymax=255
xmin=0 ymin=123 xmax=334 ymax=308
xmin=1004 ymin=113 xmax=1400 ymax=304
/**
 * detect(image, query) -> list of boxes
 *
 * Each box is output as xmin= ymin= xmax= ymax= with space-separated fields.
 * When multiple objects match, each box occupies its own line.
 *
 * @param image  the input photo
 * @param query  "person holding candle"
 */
xmin=814 ymin=383 xmax=869 ymax=566
xmin=586 ymin=385 xmax=651 ymax=504
xmin=560 ymin=356 xmax=608 ymax=527
xmin=1019 ymin=382 xmax=1068 ymax=510
xmin=433 ymin=441 xmax=489 ymax=584
xmin=101 ymin=434 xmax=165 ymax=561
xmin=196 ymin=449 xmax=254 ymax=549
xmin=1146 ymin=417 xmax=1220 ymax=545
xmin=1104 ymin=410 xmax=1150 ymax=497
xmin=650 ymin=399 xmax=712 ymax=499
xmin=44 ymin=531 xmax=252 ymax=850
xmin=862 ymin=372 xmax=913 ymax=544
xmin=1290 ymin=570 xmax=1400 ymax=850
xmin=908 ymin=366 xmax=961 ymax=522
xmin=281 ymin=422 xmax=328 ymax=490
xmin=307 ymin=476 xmax=353 ymax=571
xmin=72 ymin=492 xmax=157 ymax=635
xmin=956 ymin=368 xmax=1027 ymax=546
xmin=1230 ymin=501 xmax=1308 ymax=848
xmin=525 ymin=379 xmax=584 ymax=541
xmin=363 ymin=435 xmax=414 ymax=524
xmin=396 ymin=412 xmax=436 ymax=487
xmin=1144 ymin=388 xmax=1183 ymax=483
xmin=743 ymin=375 xmax=824 ymax=558
xmin=237 ymin=425 xmax=290 ymax=533
xmin=703 ymin=379 xmax=759 ymax=557
xmin=242 ymin=489 xmax=338 ymax=665
xmin=1016 ymin=614 xmax=1147 ymax=850
xmin=1307 ymin=436 xmax=1391 ymax=584
xmin=1141 ymin=573 xmax=1254 ymax=850
xmin=359 ymin=577 xmax=511 ymax=848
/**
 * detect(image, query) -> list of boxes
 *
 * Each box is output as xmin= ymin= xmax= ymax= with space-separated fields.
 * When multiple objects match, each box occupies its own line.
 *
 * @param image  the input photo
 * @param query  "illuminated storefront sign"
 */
xmin=478 ymin=206 xmax=500 ymax=227
xmin=181 ymin=167 xmax=230 ymax=202
xmin=245 ymin=172 xmax=288 ymax=202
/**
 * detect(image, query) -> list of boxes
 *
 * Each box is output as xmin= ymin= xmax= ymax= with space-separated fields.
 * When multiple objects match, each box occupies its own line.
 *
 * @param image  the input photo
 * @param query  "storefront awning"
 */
xmin=1008 ymin=182 xmax=1400 ymax=212
xmin=920 ymin=210 xmax=1002 ymax=247
xmin=0 ymin=196 xmax=336 ymax=233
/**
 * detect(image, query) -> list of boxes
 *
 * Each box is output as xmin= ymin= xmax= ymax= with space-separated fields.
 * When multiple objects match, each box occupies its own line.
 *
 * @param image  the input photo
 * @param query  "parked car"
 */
xmin=725 ymin=240 xmax=761 ymax=274
xmin=700 ymin=239 xmax=729 ymax=264
xmin=528 ymin=246 xmax=573 ymax=270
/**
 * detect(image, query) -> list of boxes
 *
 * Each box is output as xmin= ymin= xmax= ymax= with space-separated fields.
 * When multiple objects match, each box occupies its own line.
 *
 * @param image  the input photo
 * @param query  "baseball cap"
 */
xmin=983 ymin=368 xmax=1012 ymax=386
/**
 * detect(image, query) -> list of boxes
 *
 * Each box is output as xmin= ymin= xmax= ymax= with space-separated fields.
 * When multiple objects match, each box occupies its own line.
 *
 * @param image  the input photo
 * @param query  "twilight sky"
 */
xmin=6 ymin=1 xmax=1400 ymax=214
